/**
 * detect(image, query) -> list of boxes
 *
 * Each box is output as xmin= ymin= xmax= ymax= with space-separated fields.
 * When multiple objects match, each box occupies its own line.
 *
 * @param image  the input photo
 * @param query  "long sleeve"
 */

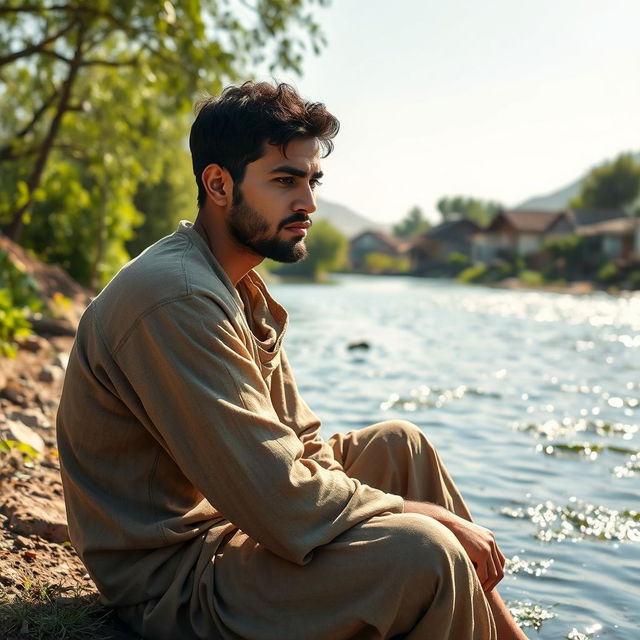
xmin=275 ymin=349 xmax=344 ymax=472
xmin=110 ymin=293 xmax=403 ymax=565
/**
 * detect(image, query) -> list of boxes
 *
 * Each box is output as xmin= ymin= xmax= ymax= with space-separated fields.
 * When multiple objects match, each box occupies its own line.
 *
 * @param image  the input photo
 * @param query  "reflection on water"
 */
xmin=273 ymin=275 xmax=640 ymax=638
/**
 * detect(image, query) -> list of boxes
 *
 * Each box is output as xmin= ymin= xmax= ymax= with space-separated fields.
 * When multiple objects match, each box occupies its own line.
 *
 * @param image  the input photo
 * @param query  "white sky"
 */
xmin=267 ymin=0 xmax=640 ymax=224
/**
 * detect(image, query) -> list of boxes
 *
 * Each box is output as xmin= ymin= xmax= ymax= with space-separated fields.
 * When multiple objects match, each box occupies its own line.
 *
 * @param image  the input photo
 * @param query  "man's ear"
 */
xmin=201 ymin=164 xmax=233 ymax=207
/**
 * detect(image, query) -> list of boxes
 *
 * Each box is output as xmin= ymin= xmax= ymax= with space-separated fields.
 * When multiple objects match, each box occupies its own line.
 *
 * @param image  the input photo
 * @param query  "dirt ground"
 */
xmin=0 ymin=235 xmax=143 ymax=639
xmin=0 ymin=332 xmax=142 ymax=639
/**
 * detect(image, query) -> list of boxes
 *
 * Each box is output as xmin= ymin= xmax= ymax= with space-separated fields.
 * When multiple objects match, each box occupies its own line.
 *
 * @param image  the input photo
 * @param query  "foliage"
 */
xmin=457 ymin=263 xmax=488 ymax=283
xmin=445 ymin=251 xmax=470 ymax=272
xmin=437 ymin=195 xmax=502 ymax=228
xmin=596 ymin=261 xmax=619 ymax=283
xmin=542 ymin=234 xmax=585 ymax=280
xmin=363 ymin=252 xmax=410 ymax=274
xmin=543 ymin=234 xmax=584 ymax=259
xmin=0 ymin=249 xmax=42 ymax=356
xmin=392 ymin=205 xmax=430 ymax=238
xmin=274 ymin=219 xmax=347 ymax=280
xmin=0 ymin=439 xmax=39 ymax=475
xmin=518 ymin=270 xmax=545 ymax=286
xmin=0 ymin=0 xmax=329 ymax=285
xmin=304 ymin=219 xmax=348 ymax=278
xmin=570 ymin=153 xmax=640 ymax=213
xmin=127 ymin=148 xmax=197 ymax=257
xmin=0 ymin=580 xmax=110 ymax=640
xmin=628 ymin=270 xmax=640 ymax=289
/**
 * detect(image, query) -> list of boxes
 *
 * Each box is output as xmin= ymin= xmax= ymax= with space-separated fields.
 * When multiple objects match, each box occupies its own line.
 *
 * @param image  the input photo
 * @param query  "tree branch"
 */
xmin=37 ymin=49 xmax=73 ymax=63
xmin=5 ymin=21 xmax=86 ymax=240
xmin=0 ymin=21 xmax=75 ymax=67
xmin=80 ymin=56 xmax=139 ymax=68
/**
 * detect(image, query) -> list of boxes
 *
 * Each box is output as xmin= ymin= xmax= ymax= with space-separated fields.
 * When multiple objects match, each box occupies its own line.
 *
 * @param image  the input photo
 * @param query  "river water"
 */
xmin=270 ymin=274 xmax=640 ymax=640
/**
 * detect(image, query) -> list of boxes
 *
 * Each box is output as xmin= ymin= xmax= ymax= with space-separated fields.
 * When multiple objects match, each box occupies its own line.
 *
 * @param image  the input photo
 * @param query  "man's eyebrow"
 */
xmin=270 ymin=165 xmax=324 ymax=179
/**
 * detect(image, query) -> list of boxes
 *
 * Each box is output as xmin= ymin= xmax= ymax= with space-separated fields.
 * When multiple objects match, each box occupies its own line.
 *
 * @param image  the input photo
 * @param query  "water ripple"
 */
xmin=501 ymin=498 xmax=640 ymax=542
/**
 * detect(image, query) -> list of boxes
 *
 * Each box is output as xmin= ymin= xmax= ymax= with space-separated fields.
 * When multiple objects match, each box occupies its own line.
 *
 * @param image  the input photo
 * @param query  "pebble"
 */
xmin=19 ymin=335 xmax=49 ymax=353
xmin=0 ymin=419 xmax=46 ymax=453
xmin=6 ymin=408 xmax=52 ymax=430
xmin=53 ymin=352 xmax=70 ymax=371
xmin=0 ymin=380 xmax=27 ymax=406
xmin=38 ymin=364 xmax=63 ymax=384
xmin=2 ymin=492 xmax=69 ymax=543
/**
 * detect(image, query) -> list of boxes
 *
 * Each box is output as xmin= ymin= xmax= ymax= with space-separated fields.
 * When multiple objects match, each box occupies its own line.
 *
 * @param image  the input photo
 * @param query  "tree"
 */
xmin=570 ymin=153 xmax=640 ymax=213
xmin=0 ymin=0 xmax=328 ymax=284
xmin=436 ymin=196 xmax=501 ymax=228
xmin=302 ymin=219 xmax=347 ymax=279
xmin=392 ymin=205 xmax=430 ymax=238
xmin=273 ymin=219 xmax=347 ymax=280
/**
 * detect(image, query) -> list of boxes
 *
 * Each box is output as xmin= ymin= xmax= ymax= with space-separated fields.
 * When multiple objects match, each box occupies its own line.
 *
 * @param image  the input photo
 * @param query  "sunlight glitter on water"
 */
xmin=507 ymin=601 xmax=555 ymax=631
xmin=272 ymin=276 xmax=640 ymax=638
xmin=505 ymin=555 xmax=553 ymax=576
xmin=501 ymin=498 xmax=640 ymax=542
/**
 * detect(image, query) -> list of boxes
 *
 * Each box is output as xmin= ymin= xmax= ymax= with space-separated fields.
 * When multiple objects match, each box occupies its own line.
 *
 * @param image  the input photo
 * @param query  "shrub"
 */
xmin=518 ymin=270 xmax=545 ymax=286
xmin=445 ymin=251 xmax=471 ymax=274
xmin=596 ymin=261 xmax=619 ymax=283
xmin=0 ymin=250 xmax=42 ymax=357
xmin=363 ymin=252 xmax=409 ymax=274
xmin=458 ymin=263 xmax=488 ymax=283
xmin=628 ymin=269 xmax=640 ymax=289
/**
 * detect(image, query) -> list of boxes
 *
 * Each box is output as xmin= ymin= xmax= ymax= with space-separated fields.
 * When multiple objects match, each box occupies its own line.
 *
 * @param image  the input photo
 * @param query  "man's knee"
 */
xmin=372 ymin=513 xmax=473 ymax=590
xmin=367 ymin=419 xmax=435 ymax=457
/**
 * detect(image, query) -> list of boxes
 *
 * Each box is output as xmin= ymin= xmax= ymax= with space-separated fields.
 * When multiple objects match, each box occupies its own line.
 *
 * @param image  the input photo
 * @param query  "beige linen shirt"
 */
xmin=57 ymin=221 xmax=404 ymax=608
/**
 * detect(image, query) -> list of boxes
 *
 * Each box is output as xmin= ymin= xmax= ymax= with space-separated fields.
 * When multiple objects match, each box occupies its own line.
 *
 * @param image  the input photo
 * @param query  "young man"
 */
xmin=57 ymin=82 xmax=527 ymax=639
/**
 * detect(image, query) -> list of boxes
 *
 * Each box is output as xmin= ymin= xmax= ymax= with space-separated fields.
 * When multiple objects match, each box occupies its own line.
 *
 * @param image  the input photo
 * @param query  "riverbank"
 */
xmin=0 ymin=331 xmax=139 ymax=639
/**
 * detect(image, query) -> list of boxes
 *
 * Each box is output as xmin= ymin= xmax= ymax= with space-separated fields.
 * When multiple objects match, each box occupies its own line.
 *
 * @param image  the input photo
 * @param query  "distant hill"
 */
xmin=515 ymin=151 xmax=640 ymax=210
xmin=315 ymin=197 xmax=387 ymax=238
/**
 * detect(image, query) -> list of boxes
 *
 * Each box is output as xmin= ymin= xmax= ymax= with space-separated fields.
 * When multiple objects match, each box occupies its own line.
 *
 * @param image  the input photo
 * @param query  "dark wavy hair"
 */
xmin=189 ymin=82 xmax=340 ymax=208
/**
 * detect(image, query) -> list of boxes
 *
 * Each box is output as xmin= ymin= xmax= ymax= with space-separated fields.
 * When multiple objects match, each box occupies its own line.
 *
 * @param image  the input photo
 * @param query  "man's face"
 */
xmin=226 ymin=137 xmax=322 ymax=263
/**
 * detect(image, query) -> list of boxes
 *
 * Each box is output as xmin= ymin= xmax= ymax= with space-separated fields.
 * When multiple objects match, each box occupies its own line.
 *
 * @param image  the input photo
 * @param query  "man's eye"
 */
xmin=276 ymin=177 xmax=295 ymax=185
xmin=310 ymin=179 xmax=323 ymax=189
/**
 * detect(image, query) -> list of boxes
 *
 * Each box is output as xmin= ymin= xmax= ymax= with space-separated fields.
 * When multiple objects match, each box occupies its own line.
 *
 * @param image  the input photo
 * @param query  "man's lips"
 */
xmin=283 ymin=221 xmax=311 ymax=230
xmin=281 ymin=218 xmax=312 ymax=236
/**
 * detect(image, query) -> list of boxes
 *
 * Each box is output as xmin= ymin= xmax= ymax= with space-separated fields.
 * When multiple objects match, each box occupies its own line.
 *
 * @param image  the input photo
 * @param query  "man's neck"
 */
xmin=193 ymin=212 xmax=261 ymax=286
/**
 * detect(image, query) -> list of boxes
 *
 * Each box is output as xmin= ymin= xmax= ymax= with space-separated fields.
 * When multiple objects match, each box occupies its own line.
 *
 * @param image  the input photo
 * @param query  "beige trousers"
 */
xmin=121 ymin=421 xmax=496 ymax=639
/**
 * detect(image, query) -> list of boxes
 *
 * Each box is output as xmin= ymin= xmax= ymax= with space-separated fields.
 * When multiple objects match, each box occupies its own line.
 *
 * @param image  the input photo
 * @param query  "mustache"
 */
xmin=278 ymin=213 xmax=313 ymax=231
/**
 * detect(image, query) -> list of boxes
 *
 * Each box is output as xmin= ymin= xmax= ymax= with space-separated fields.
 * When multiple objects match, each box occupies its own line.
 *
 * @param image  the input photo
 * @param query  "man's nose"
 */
xmin=293 ymin=185 xmax=317 ymax=215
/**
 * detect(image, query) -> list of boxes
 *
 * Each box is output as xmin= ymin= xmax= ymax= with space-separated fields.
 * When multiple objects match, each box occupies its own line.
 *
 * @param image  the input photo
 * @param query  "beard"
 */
xmin=227 ymin=187 xmax=310 ymax=263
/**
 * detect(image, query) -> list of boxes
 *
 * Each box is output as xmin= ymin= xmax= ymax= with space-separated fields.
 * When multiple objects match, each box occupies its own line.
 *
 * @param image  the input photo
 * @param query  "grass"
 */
xmin=0 ymin=579 xmax=114 ymax=640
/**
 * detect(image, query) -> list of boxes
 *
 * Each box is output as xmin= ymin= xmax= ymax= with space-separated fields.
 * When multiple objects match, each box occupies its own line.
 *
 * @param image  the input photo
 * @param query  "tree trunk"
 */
xmin=5 ymin=23 xmax=85 ymax=242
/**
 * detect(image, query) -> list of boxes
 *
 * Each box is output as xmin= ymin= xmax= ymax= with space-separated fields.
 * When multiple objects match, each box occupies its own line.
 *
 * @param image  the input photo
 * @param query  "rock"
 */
xmin=53 ymin=352 xmax=70 ymax=371
xmin=28 ymin=314 xmax=76 ymax=337
xmin=0 ymin=420 xmax=46 ymax=454
xmin=38 ymin=364 xmax=63 ymax=384
xmin=347 ymin=340 xmax=371 ymax=351
xmin=14 ymin=534 xmax=35 ymax=549
xmin=0 ymin=380 xmax=27 ymax=406
xmin=6 ymin=408 xmax=52 ymax=431
xmin=1 ymin=492 xmax=69 ymax=543
xmin=18 ymin=335 xmax=49 ymax=353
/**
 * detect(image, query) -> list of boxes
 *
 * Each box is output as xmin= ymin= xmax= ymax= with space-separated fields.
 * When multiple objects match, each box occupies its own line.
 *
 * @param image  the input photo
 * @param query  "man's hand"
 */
xmin=403 ymin=500 xmax=505 ymax=592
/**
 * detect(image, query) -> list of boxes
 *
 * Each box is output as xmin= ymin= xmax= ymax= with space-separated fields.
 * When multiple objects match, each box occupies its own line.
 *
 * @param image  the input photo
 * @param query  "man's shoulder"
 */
xmin=86 ymin=226 xmax=235 ymax=352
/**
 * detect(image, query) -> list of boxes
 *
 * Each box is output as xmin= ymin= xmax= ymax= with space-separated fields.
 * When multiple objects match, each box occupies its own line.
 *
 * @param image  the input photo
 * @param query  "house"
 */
xmin=409 ymin=219 xmax=480 ymax=273
xmin=471 ymin=209 xmax=573 ymax=263
xmin=348 ymin=230 xmax=408 ymax=270
xmin=577 ymin=216 xmax=640 ymax=261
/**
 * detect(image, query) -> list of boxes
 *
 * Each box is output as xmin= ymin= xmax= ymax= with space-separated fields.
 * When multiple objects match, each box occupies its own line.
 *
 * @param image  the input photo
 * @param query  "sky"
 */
xmin=266 ymin=0 xmax=640 ymax=225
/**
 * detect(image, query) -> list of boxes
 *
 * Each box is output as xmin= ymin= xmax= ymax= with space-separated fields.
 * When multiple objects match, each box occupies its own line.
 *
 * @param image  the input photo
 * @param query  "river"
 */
xmin=270 ymin=274 xmax=640 ymax=640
